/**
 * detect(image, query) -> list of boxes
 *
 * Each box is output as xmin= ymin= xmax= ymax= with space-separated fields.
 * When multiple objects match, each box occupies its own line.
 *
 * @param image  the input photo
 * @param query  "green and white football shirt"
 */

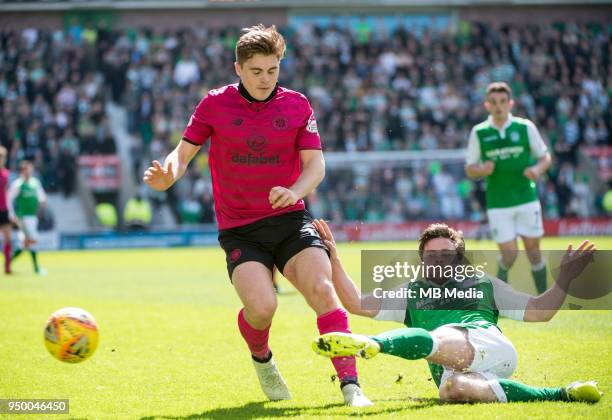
xmin=373 ymin=275 xmax=530 ymax=387
xmin=466 ymin=114 xmax=548 ymax=209
xmin=8 ymin=176 xmax=46 ymax=217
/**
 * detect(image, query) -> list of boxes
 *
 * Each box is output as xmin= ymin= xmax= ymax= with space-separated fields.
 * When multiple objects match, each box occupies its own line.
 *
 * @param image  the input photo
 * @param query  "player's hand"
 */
xmin=269 ymin=186 xmax=299 ymax=209
xmin=313 ymin=219 xmax=338 ymax=260
xmin=481 ymin=161 xmax=495 ymax=176
xmin=559 ymin=240 xmax=596 ymax=282
xmin=523 ymin=166 xmax=540 ymax=181
xmin=143 ymin=160 xmax=174 ymax=191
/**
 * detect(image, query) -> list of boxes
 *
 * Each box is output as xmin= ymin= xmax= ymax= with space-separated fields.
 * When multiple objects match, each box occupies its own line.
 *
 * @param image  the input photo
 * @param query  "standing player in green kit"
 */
xmin=8 ymin=160 xmax=48 ymax=275
xmin=465 ymin=82 xmax=551 ymax=293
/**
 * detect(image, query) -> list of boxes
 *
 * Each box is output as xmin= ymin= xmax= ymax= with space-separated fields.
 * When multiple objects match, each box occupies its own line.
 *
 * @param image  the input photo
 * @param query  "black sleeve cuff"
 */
xmin=181 ymin=136 xmax=201 ymax=146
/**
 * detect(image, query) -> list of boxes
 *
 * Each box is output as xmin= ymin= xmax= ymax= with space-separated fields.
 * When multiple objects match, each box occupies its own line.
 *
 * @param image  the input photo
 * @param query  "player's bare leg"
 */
xmin=233 ymin=262 xmax=277 ymax=330
xmin=11 ymin=230 xmax=43 ymax=274
xmin=521 ymin=236 xmax=542 ymax=266
xmin=497 ymin=239 xmax=518 ymax=282
xmin=439 ymin=373 xmax=498 ymax=402
xmin=522 ymin=235 xmax=547 ymax=294
xmin=284 ymin=247 xmax=372 ymax=406
xmin=1 ymin=224 xmax=11 ymax=274
xmin=428 ymin=327 xmax=474 ymax=369
xmin=283 ymin=248 xmax=338 ymax=315
xmin=24 ymin=237 xmax=43 ymax=275
xmin=233 ymin=262 xmax=290 ymax=401
xmin=440 ymin=373 xmax=602 ymax=403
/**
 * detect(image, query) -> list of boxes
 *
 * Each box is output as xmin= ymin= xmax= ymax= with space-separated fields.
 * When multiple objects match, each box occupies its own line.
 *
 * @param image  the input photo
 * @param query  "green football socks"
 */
xmin=371 ymin=328 xmax=437 ymax=360
xmin=498 ymin=378 xmax=566 ymax=402
xmin=30 ymin=250 xmax=39 ymax=273
xmin=531 ymin=262 xmax=548 ymax=294
xmin=497 ymin=257 xmax=509 ymax=282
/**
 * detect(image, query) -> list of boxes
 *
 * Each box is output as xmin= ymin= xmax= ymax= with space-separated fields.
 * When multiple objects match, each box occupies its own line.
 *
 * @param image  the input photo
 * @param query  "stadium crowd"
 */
xmin=125 ymin=21 xmax=610 ymax=223
xmin=1 ymin=20 xmax=609 ymax=225
xmin=0 ymin=25 xmax=117 ymax=199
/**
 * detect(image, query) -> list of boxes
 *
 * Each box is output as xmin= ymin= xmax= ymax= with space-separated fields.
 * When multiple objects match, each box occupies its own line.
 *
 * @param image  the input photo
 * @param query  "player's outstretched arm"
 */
xmin=143 ymin=140 xmax=201 ymax=191
xmin=269 ymin=149 xmax=325 ymax=209
xmin=523 ymin=240 xmax=596 ymax=322
xmin=313 ymin=219 xmax=379 ymax=318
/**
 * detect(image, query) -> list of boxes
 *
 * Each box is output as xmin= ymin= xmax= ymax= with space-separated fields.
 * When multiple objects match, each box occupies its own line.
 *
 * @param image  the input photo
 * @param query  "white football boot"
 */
xmin=252 ymin=356 xmax=292 ymax=401
xmin=342 ymin=383 xmax=373 ymax=407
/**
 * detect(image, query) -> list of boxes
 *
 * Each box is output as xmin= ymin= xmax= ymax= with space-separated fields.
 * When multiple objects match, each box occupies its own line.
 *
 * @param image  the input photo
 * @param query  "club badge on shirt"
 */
xmin=272 ymin=115 xmax=289 ymax=130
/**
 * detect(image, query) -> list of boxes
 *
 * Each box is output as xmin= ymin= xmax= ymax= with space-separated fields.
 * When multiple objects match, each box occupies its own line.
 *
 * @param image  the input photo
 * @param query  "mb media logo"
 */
xmin=247 ymin=135 xmax=267 ymax=152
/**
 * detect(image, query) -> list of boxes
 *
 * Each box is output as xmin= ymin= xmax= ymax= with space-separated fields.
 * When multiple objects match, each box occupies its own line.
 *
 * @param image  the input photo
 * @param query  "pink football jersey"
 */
xmin=183 ymin=84 xmax=321 ymax=229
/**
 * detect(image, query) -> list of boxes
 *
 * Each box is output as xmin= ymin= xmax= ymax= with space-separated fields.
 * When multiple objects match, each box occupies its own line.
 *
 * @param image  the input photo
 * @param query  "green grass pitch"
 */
xmin=1 ymin=237 xmax=610 ymax=419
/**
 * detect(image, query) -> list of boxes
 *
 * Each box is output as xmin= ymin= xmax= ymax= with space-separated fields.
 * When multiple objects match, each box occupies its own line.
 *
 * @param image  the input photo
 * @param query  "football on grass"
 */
xmin=44 ymin=307 xmax=99 ymax=363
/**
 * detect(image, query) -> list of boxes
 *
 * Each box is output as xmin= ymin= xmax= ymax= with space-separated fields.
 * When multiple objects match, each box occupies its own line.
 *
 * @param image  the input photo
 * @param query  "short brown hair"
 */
xmin=418 ymin=223 xmax=465 ymax=260
xmin=235 ymin=24 xmax=286 ymax=65
xmin=486 ymin=82 xmax=512 ymax=99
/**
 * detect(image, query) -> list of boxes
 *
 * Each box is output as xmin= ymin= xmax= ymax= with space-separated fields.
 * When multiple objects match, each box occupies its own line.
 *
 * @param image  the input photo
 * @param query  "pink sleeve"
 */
xmin=296 ymin=100 xmax=322 ymax=150
xmin=182 ymin=95 xmax=213 ymax=145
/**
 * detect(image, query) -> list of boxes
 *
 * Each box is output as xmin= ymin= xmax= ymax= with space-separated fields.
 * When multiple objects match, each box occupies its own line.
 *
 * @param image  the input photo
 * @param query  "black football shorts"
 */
xmin=218 ymin=210 xmax=328 ymax=279
xmin=0 ymin=210 xmax=9 ymax=225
